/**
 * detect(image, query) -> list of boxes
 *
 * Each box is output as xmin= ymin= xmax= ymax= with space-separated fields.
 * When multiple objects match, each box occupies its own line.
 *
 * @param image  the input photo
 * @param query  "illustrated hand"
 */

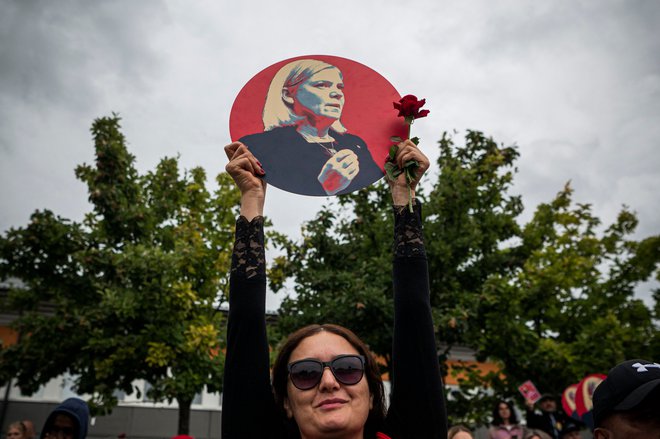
xmin=388 ymin=139 xmax=429 ymax=205
xmin=224 ymin=141 xmax=266 ymax=219
xmin=317 ymin=149 xmax=360 ymax=195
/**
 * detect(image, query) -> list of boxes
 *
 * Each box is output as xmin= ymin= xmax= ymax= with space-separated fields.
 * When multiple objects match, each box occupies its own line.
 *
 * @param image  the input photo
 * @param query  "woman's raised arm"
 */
xmin=384 ymin=141 xmax=447 ymax=439
xmin=222 ymin=142 xmax=281 ymax=438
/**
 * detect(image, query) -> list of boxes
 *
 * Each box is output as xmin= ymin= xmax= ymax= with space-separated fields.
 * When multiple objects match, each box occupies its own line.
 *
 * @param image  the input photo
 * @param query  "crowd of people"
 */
xmin=5 ymin=358 xmax=659 ymax=439
xmin=4 ymin=398 xmax=89 ymax=439
xmin=445 ymin=396 xmax=582 ymax=439
xmin=443 ymin=358 xmax=660 ymax=438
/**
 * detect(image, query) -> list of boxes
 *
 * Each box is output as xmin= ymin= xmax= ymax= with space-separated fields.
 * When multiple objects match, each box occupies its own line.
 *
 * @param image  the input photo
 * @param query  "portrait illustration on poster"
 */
xmin=230 ymin=55 xmax=406 ymax=196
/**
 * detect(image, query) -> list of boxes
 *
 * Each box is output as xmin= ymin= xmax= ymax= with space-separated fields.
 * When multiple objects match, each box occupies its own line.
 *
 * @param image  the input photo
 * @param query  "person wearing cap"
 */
xmin=40 ymin=398 xmax=90 ymax=439
xmin=592 ymin=359 xmax=660 ymax=438
xmin=525 ymin=394 xmax=573 ymax=439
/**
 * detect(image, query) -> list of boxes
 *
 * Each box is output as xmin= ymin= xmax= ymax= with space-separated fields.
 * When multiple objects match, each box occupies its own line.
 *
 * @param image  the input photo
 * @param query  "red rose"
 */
xmin=393 ymin=94 xmax=430 ymax=120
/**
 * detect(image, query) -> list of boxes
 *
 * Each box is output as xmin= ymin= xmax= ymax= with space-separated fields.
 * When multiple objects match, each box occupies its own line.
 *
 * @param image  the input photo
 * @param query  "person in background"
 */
xmin=6 ymin=422 xmax=27 ymax=439
xmin=488 ymin=400 xmax=524 ymax=439
xmin=39 ymin=398 xmax=89 ymax=439
xmin=525 ymin=395 xmax=572 ymax=439
xmin=523 ymin=430 xmax=551 ymax=439
xmin=447 ymin=425 xmax=473 ymax=439
xmin=558 ymin=421 xmax=581 ymax=439
xmin=21 ymin=421 xmax=35 ymax=439
xmin=592 ymin=359 xmax=660 ymax=439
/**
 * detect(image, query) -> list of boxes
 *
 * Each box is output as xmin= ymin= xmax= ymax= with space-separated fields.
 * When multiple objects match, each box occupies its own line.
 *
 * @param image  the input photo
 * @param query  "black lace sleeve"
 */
xmin=231 ymin=215 xmax=266 ymax=279
xmin=386 ymin=199 xmax=447 ymax=439
xmin=393 ymin=200 xmax=426 ymax=258
xmin=223 ymin=215 xmax=280 ymax=438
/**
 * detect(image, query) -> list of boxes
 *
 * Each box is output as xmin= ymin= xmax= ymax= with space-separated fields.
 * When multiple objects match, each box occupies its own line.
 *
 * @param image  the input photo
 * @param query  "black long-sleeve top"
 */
xmin=222 ymin=202 xmax=447 ymax=438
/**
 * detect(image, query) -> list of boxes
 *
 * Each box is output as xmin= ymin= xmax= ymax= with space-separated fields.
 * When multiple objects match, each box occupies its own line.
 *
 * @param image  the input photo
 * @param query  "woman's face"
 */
xmin=284 ymin=331 xmax=372 ymax=438
xmin=6 ymin=427 xmax=24 ymax=439
xmin=498 ymin=402 xmax=511 ymax=421
xmin=290 ymin=68 xmax=344 ymax=123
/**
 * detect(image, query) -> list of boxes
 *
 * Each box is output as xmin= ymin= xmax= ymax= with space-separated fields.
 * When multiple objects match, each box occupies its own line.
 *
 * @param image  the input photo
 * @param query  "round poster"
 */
xmin=575 ymin=373 xmax=606 ymax=417
xmin=575 ymin=373 xmax=606 ymax=430
xmin=230 ymin=55 xmax=406 ymax=196
xmin=561 ymin=383 xmax=579 ymax=420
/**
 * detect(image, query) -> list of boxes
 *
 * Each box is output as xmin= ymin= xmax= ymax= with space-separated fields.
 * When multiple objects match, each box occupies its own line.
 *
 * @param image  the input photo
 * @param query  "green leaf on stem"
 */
xmin=388 ymin=145 xmax=398 ymax=161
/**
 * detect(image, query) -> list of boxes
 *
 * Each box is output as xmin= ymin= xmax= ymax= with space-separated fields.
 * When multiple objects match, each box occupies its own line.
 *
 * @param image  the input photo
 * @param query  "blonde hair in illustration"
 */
xmin=262 ymin=59 xmax=347 ymax=133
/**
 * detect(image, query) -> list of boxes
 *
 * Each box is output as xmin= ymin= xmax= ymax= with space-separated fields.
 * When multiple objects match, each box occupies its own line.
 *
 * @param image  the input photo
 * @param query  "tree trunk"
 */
xmin=177 ymin=396 xmax=192 ymax=435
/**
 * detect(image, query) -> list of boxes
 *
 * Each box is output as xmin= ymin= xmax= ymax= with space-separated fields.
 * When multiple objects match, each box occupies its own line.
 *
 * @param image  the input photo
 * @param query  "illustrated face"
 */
xmin=498 ymin=402 xmax=511 ymax=420
xmin=288 ymin=68 xmax=345 ymax=122
xmin=284 ymin=331 xmax=372 ymax=438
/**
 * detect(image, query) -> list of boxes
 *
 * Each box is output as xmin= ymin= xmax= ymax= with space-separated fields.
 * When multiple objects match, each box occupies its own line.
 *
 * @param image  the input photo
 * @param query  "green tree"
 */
xmin=446 ymin=183 xmax=659 ymax=426
xmin=0 ymin=115 xmax=242 ymax=433
xmin=272 ymin=130 xmax=660 ymax=426
xmin=272 ymin=182 xmax=396 ymax=370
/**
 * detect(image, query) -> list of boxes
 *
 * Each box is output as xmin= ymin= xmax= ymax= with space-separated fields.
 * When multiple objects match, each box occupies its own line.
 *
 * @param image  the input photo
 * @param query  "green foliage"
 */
xmin=272 ymin=182 xmax=396 ymax=369
xmin=0 ymin=115 xmax=242 ymax=433
xmin=273 ymin=130 xmax=660 ymax=425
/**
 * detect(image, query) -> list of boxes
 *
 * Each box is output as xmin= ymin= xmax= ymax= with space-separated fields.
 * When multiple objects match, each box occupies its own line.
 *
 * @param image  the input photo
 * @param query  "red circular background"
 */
xmin=229 ymin=55 xmax=406 ymax=171
xmin=575 ymin=373 xmax=606 ymax=417
xmin=561 ymin=383 xmax=578 ymax=416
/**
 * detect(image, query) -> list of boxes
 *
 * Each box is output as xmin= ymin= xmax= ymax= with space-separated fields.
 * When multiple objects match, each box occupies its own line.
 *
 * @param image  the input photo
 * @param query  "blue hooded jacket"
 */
xmin=40 ymin=398 xmax=90 ymax=439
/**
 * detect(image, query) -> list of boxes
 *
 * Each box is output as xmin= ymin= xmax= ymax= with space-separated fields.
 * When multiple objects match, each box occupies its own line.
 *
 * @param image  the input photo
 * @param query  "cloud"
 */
xmin=0 ymin=0 xmax=658 ymax=307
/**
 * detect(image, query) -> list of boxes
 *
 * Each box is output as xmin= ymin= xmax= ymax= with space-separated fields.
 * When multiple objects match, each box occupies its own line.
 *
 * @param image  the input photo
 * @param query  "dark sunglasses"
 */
xmin=288 ymin=354 xmax=366 ymax=390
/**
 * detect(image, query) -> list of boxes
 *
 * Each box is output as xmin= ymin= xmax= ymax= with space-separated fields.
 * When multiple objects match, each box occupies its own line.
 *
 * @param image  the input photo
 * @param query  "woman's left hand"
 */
xmin=388 ymin=139 xmax=430 ymax=205
xmin=317 ymin=149 xmax=360 ymax=195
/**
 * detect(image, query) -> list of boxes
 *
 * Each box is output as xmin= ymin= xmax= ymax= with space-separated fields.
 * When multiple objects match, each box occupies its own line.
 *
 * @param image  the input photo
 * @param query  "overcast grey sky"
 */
xmin=1 ymin=0 xmax=659 ymax=309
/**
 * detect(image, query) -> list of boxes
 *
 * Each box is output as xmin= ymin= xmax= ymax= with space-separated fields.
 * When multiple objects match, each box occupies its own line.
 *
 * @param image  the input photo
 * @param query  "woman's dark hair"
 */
xmin=271 ymin=324 xmax=386 ymax=438
xmin=491 ymin=399 xmax=519 ymax=425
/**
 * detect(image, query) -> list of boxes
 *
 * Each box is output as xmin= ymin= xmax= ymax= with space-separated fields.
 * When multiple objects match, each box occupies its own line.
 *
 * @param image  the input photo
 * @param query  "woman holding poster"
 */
xmin=221 ymin=138 xmax=446 ymax=438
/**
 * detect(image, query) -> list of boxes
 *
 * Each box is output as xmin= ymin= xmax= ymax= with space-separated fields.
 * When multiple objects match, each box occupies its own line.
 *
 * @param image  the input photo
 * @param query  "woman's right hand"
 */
xmin=224 ymin=141 xmax=266 ymax=220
